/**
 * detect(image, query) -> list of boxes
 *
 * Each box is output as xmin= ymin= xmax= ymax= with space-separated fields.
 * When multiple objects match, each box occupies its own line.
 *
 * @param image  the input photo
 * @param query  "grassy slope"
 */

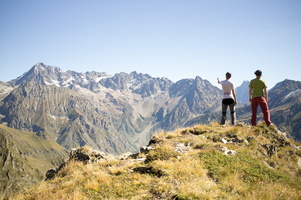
xmin=0 ymin=124 xmax=68 ymax=199
xmin=14 ymin=123 xmax=301 ymax=200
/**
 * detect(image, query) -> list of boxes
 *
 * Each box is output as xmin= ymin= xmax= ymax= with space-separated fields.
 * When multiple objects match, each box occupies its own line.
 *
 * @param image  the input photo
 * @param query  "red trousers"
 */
xmin=251 ymin=96 xmax=271 ymax=126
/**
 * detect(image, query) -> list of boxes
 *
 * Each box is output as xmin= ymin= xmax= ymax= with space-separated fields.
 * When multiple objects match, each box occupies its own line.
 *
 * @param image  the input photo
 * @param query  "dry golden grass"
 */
xmin=243 ymin=181 xmax=301 ymax=200
xmin=13 ymin=122 xmax=301 ymax=200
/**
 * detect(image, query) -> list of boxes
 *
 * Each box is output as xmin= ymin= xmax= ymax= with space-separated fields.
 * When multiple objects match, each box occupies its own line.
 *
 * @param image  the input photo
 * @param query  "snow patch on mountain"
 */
xmin=283 ymin=89 xmax=301 ymax=101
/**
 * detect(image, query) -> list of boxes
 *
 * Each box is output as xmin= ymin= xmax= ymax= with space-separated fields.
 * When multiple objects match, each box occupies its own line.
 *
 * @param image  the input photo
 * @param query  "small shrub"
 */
xmin=207 ymin=134 xmax=223 ymax=143
xmin=145 ymin=145 xmax=180 ymax=163
xmin=194 ymin=143 xmax=208 ymax=149
xmin=247 ymin=137 xmax=258 ymax=149
xmin=149 ymin=180 xmax=174 ymax=199
xmin=226 ymin=127 xmax=240 ymax=135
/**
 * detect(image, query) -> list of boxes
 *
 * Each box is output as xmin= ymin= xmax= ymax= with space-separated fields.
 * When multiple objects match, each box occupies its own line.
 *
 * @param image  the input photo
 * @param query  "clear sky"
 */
xmin=1 ymin=0 xmax=300 ymax=88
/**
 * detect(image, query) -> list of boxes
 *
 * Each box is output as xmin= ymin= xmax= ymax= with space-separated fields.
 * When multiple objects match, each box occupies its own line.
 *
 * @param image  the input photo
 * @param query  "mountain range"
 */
xmin=0 ymin=63 xmax=301 ymax=154
xmin=0 ymin=63 xmax=300 ymax=155
xmin=0 ymin=63 xmax=223 ymax=155
xmin=0 ymin=62 xmax=301 ymax=198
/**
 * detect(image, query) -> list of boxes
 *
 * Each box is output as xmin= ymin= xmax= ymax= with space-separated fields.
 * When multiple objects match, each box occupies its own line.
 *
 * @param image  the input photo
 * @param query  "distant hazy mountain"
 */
xmin=0 ymin=81 xmax=13 ymax=101
xmin=235 ymin=80 xmax=250 ymax=103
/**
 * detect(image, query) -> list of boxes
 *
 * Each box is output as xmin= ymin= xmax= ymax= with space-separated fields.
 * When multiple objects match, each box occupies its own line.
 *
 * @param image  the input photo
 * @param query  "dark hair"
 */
xmin=254 ymin=70 xmax=262 ymax=76
xmin=226 ymin=72 xmax=231 ymax=77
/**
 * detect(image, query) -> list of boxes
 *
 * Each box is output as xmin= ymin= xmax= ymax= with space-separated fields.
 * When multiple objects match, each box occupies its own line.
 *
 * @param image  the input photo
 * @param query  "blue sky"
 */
xmin=1 ymin=0 xmax=300 ymax=88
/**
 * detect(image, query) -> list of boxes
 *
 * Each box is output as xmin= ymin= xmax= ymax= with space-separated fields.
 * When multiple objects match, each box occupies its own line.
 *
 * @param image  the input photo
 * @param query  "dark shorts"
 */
xmin=222 ymin=98 xmax=234 ymax=105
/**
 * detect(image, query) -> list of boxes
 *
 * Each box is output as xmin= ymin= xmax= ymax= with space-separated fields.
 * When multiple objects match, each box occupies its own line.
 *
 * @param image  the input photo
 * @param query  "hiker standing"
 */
xmin=249 ymin=70 xmax=272 ymax=126
xmin=217 ymin=72 xmax=237 ymax=125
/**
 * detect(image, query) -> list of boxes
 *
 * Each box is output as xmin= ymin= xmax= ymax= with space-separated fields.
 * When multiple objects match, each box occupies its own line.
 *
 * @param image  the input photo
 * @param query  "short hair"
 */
xmin=254 ymin=70 xmax=262 ymax=76
xmin=226 ymin=72 xmax=231 ymax=77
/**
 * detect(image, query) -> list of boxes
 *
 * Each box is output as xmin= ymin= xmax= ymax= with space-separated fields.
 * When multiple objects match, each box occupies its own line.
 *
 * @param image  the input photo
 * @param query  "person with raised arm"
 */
xmin=217 ymin=72 xmax=237 ymax=126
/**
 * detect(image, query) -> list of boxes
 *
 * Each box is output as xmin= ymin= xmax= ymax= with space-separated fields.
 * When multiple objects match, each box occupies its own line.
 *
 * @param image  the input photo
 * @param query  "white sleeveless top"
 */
xmin=220 ymin=80 xmax=234 ymax=99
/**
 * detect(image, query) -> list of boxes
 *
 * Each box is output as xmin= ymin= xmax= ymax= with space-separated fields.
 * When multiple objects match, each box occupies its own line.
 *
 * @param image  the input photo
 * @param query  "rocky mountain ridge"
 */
xmin=1 ymin=63 xmax=301 ymax=155
xmin=9 ymin=62 xmax=112 ymax=90
xmin=267 ymin=79 xmax=301 ymax=140
xmin=1 ymin=63 xmax=223 ymax=154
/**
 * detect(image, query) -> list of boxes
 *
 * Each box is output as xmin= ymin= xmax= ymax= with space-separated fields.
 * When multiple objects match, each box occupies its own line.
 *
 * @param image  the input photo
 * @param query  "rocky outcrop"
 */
xmin=46 ymin=145 xmax=140 ymax=181
xmin=46 ymin=123 xmax=300 ymax=181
